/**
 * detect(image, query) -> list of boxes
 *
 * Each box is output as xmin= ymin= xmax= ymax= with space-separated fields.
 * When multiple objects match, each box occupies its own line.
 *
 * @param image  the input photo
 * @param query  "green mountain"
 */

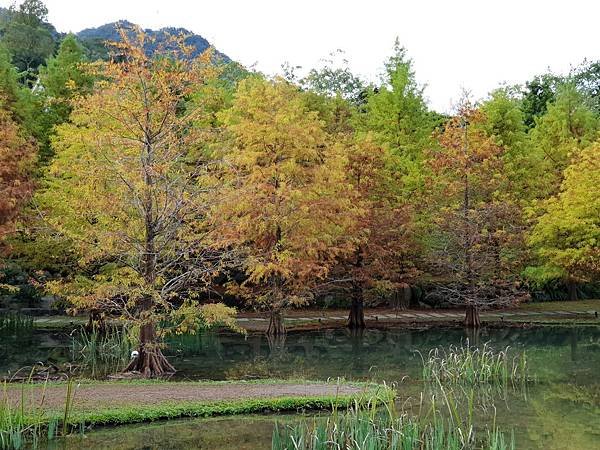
xmin=75 ymin=20 xmax=229 ymax=61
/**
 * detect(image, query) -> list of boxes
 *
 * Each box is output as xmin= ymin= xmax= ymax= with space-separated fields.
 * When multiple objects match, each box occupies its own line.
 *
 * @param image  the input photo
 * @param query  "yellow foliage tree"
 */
xmin=37 ymin=28 xmax=235 ymax=377
xmin=528 ymin=143 xmax=600 ymax=297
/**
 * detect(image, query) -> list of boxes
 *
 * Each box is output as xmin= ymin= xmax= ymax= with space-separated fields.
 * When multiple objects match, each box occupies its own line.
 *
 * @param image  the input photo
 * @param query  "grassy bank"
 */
xmin=2 ymin=379 xmax=394 ymax=431
xmin=517 ymin=299 xmax=600 ymax=312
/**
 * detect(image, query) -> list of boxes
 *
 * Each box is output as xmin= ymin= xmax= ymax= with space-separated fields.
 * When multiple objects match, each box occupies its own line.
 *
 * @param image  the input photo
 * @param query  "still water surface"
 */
xmin=4 ymin=325 xmax=599 ymax=449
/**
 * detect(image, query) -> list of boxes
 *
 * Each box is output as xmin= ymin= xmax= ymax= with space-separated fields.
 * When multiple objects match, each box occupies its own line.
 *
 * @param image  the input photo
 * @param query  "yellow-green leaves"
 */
xmin=529 ymin=143 xmax=600 ymax=281
xmin=36 ymin=28 xmax=231 ymax=337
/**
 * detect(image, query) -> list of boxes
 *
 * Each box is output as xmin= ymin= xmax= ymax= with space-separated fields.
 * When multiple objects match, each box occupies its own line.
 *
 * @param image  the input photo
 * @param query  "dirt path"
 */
xmin=6 ymin=381 xmax=364 ymax=413
xmin=30 ymin=300 xmax=599 ymax=331
xmin=236 ymin=305 xmax=600 ymax=331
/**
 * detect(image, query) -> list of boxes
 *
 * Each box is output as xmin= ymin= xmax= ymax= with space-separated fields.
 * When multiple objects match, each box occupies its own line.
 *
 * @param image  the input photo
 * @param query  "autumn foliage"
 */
xmin=0 ymin=108 xmax=35 ymax=244
xmin=38 ymin=29 xmax=235 ymax=376
xmin=0 ymin=5 xmax=599 ymax=377
xmin=212 ymin=77 xmax=361 ymax=334
xmin=342 ymin=134 xmax=418 ymax=327
xmin=426 ymin=102 xmax=527 ymax=326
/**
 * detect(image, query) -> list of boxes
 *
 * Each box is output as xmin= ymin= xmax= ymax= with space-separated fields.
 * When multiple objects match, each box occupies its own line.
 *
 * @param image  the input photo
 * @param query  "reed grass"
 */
xmin=420 ymin=342 xmax=530 ymax=385
xmin=272 ymin=400 xmax=513 ymax=449
xmin=71 ymin=326 xmax=132 ymax=377
xmin=0 ymin=378 xmax=75 ymax=450
xmin=272 ymin=387 xmax=515 ymax=450
xmin=0 ymin=314 xmax=33 ymax=334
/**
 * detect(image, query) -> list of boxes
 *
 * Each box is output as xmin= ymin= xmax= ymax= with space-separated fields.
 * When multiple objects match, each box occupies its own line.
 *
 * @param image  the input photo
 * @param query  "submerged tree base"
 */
xmin=464 ymin=305 xmax=481 ymax=328
xmin=267 ymin=311 xmax=286 ymax=336
xmin=347 ymin=299 xmax=366 ymax=329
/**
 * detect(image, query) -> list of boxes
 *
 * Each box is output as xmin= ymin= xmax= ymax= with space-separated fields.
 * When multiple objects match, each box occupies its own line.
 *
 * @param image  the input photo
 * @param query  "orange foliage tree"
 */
xmin=342 ymin=133 xmax=418 ymax=328
xmin=426 ymin=100 xmax=527 ymax=327
xmin=211 ymin=77 xmax=361 ymax=335
xmin=0 ymin=107 xmax=35 ymax=245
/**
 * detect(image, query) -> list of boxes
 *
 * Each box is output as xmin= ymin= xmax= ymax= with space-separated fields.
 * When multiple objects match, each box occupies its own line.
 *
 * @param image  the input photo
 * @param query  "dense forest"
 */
xmin=0 ymin=1 xmax=598 ymax=376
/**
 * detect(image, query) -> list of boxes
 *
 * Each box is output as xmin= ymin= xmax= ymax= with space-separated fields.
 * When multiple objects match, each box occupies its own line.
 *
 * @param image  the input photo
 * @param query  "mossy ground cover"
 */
xmin=3 ymin=379 xmax=394 ymax=429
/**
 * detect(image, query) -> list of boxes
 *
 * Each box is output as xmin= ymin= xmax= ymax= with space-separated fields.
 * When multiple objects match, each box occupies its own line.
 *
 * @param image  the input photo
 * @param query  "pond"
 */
xmin=4 ymin=324 xmax=600 ymax=449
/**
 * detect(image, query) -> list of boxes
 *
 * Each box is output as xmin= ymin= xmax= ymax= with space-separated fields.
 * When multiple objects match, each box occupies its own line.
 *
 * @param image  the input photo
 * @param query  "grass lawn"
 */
xmin=518 ymin=299 xmax=600 ymax=313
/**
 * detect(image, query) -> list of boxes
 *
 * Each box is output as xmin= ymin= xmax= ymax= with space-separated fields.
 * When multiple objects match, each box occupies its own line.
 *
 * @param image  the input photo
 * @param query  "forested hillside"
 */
xmin=76 ymin=20 xmax=229 ymax=61
xmin=0 ymin=0 xmax=598 ymax=376
xmin=0 ymin=5 xmax=228 ymax=62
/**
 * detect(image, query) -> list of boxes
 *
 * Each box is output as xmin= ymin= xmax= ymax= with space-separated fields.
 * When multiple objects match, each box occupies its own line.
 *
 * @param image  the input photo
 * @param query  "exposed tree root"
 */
xmin=124 ymin=347 xmax=176 ymax=378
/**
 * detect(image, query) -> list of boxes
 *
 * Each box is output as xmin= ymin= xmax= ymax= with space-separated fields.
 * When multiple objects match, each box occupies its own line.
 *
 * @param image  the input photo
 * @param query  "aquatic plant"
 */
xmin=420 ymin=342 xmax=530 ymax=385
xmin=71 ymin=326 xmax=132 ymax=377
xmin=0 ymin=314 xmax=33 ymax=334
xmin=272 ymin=393 xmax=515 ymax=450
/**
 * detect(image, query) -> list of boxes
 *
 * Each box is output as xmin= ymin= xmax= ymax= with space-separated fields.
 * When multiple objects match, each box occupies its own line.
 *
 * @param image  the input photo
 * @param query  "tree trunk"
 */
xmin=464 ymin=305 xmax=481 ymax=328
xmin=567 ymin=279 xmax=578 ymax=301
xmin=124 ymin=320 xmax=175 ymax=377
xmin=570 ymin=329 xmax=578 ymax=362
xmin=266 ymin=310 xmax=286 ymax=336
xmin=348 ymin=247 xmax=366 ymax=330
xmin=266 ymin=332 xmax=286 ymax=354
xmin=398 ymin=283 xmax=411 ymax=310
xmin=347 ymin=296 xmax=366 ymax=329
xmin=122 ymin=119 xmax=175 ymax=378
xmin=85 ymin=309 xmax=107 ymax=334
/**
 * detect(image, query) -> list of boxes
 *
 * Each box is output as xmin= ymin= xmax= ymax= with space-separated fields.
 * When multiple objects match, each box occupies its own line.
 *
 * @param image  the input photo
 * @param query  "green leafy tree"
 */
xmin=528 ymin=83 xmax=598 ymax=200
xmin=481 ymin=88 xmax=527 ymax=150
xmin=36 ymin=34 xmax=92 ymax=161
xmin=480 ymin=88 xmax=537 ymax=204
xmin=0 ymin=44 xmax=20 ymax=105
xmin=0 ymin=0 xmax=55 ymax=80
xmin=361 ymin=40 xmax=434 ymax=197
xmin=301 ymin=50 xmax=365 ymax=105
xmin=521 ymin=74 xmax=559 ymax=129
xmin=0 ymin=41 xmax=48 ymax=159
xmin=528 ymin=143 xmax=600 ymax=299
xmin=39 ymin=34 xmax=90 ymax=116
xmin=572 ymin=59 xmax=600 ymax=115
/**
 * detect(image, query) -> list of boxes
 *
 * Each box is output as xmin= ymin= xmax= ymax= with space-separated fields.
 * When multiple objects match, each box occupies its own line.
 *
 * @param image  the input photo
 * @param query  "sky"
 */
xmin=3 ymin=0 xmax=599 ymax=112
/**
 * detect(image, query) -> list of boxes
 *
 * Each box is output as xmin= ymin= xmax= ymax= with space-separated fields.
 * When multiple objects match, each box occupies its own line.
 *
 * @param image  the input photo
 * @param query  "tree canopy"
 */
xmin=0 ymin=0 xmax=599 ymax=375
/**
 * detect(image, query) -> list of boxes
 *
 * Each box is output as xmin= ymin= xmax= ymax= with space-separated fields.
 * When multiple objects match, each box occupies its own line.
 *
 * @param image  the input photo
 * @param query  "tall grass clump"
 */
xmin=421 ymin=342 xmax=530 ymax=385
xmin=0 ymin=378 xmax=76 ymax=450
xmin=0 ymin=314 xmax=33 ymax=334
xmin=272 ymin=394 xmax=515 ymax=450
xmin=71 ymin=326 xmax=132 ymax=377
